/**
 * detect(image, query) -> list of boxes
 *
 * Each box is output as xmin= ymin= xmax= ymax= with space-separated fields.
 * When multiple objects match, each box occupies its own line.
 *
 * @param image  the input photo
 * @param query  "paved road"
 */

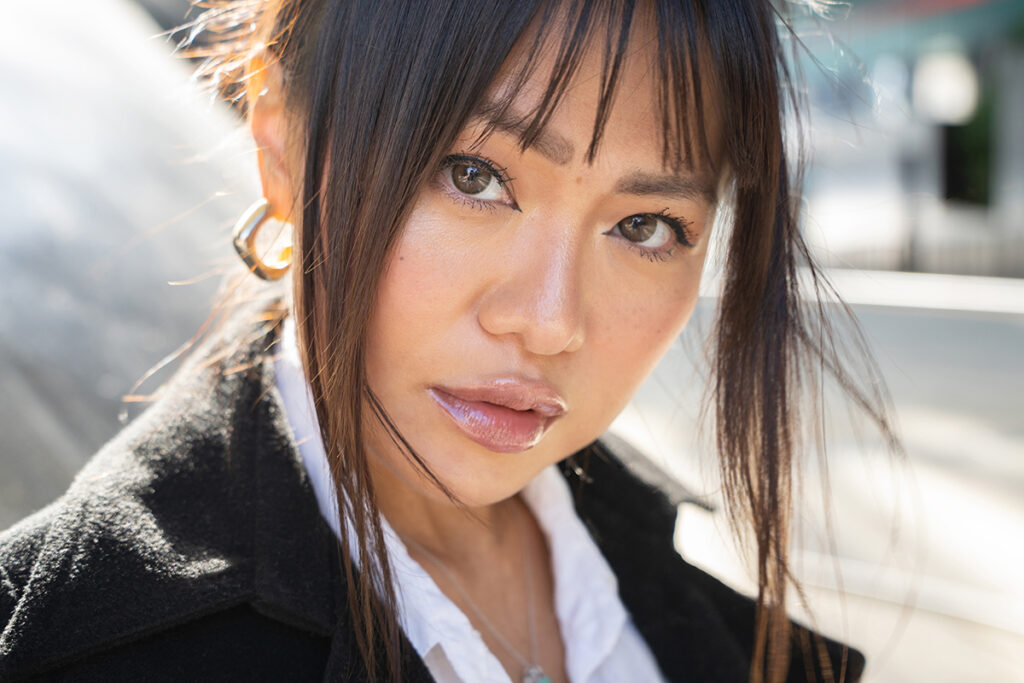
xmin=618 ymin=297 xmax=1024 ymax=683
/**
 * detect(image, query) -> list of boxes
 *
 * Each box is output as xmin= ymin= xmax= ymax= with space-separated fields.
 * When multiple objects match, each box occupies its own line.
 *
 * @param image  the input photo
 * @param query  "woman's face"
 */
xmin=365 ymin=39 xmax=719 ymax=508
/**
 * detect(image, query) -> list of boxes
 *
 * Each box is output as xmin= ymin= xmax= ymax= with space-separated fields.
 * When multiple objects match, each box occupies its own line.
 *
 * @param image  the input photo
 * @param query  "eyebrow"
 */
xmin=615 ymin=171 xmax=717 ymax=205
xmin=471 ymin=104 xmax=717 ymax=204
xmin=469 ymin=108 xmax=576 ymax=166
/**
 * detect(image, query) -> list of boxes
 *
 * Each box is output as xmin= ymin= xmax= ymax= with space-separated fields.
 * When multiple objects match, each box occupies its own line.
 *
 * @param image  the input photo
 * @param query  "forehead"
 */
xmin=469 ymin=5 xmax=723 ymax=179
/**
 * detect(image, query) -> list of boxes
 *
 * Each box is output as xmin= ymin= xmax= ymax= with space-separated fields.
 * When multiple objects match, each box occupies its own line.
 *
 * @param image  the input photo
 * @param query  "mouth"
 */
xmin=428 ymin=380 xmax=567 ymax=454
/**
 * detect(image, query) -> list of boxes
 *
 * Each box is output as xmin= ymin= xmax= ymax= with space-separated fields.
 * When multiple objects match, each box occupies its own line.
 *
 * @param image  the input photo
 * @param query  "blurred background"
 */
xmin=2 ymin=1 xmax=1022 ymax=681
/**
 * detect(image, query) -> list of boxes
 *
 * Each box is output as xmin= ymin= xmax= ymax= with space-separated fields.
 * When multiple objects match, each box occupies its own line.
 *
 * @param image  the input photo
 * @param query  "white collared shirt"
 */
xmin=273 ymin=316 xmax=666 ymax=683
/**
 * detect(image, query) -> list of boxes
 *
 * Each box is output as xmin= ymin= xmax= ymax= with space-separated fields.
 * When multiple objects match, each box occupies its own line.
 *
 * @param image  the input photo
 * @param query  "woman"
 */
xmin=0 ymin=1 xmax=893 ymax=681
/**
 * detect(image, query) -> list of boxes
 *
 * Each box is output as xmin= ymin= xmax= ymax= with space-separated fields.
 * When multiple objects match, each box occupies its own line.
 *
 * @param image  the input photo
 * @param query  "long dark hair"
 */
xmin=184 ymin=1 xmax=897 ymax=681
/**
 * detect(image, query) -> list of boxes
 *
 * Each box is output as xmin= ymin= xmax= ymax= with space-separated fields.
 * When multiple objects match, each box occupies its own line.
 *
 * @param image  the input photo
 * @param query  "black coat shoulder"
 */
xmin=0 ymin=311 xmax=347 ymax=681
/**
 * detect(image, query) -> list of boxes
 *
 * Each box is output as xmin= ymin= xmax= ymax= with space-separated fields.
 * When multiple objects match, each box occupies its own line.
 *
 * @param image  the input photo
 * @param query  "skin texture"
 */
xmin=360 ymin=48 xmax=718 ymax=514
xmin=251 ymin=29 xmax=718 ymax=683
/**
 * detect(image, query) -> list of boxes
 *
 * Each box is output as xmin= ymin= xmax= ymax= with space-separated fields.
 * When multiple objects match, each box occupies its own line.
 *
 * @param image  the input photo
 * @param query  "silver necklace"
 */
xmin=400 ymin=505 xmax=553 ymax=683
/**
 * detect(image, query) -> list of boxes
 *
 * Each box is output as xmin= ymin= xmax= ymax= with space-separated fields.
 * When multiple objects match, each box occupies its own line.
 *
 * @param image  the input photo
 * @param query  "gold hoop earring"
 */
xmin=232 ymin=198 xmax=292 ymax=281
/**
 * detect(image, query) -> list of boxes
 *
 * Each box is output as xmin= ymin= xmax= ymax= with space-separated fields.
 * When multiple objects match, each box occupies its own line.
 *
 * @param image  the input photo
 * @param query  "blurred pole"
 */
xmin=904 ymin=46 xmax=978 ymax=274
xmin=994 ymin=47 xmax=1024 ymax=238
xmin=899 ymin=151 xmax=921 ymax=272
xmin=898 ymin=124 xmax=940 ymax=273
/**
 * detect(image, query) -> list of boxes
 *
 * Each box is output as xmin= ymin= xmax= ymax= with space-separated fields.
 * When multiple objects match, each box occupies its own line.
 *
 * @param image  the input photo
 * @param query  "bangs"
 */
xmin=471 ymin=0 xmax=721 ymax=177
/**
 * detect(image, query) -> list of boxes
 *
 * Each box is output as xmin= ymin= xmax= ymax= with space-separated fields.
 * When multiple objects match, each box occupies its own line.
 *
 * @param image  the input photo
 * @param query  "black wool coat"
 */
xmin=0 ymin=312 xmax=865 ymax=682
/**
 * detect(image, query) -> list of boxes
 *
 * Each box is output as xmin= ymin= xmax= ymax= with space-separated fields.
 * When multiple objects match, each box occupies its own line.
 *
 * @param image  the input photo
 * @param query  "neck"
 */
xmin=368 ymin=450 xmax=524 ymax=573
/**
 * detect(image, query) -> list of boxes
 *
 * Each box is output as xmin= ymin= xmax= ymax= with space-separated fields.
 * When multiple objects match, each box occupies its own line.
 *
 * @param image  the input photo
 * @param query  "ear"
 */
xmin=248 ymin=56 xmax=297 ymax=222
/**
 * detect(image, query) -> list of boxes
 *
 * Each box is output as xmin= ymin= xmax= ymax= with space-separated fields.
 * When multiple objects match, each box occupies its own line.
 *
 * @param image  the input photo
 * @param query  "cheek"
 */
xmin=366 ymin=194 xmax=509 ymax=401
xmin=370 ymin=205 xmax=475 ymax=355
xmin=579 ymin=261 xmax=703 ymax=418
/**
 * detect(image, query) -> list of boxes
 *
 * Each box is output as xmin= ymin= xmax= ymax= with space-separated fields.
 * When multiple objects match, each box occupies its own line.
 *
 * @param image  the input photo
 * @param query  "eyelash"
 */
xmin=632 ymin=209 xmax=695 ymax=263
xmin=438 ymin=154 xmax=695 ymax=261
xmin=438 ymin=153 xmax=518 ymax=212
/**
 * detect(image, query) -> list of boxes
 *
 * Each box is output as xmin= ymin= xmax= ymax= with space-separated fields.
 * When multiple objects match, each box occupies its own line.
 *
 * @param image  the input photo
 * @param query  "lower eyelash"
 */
xmin=434 ymin=176 xmax=501 ymax=213
xmin=632 ymin=245 xmax=677 ymax=263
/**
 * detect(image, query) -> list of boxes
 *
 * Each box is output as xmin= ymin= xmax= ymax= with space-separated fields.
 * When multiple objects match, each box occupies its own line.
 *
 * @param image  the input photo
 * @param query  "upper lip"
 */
xmin=433 ymin=378 xmax=568 ymax=418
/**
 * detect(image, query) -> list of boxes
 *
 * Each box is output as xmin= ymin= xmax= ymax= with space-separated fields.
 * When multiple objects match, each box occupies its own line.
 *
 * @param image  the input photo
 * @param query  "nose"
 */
xmin=476 ymin=225 xmax=586 ymax=356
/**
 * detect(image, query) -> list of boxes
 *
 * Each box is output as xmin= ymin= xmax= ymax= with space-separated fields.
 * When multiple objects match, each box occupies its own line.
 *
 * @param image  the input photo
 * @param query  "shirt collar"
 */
xmin=520 ymin=466 xmax=628 ymax=683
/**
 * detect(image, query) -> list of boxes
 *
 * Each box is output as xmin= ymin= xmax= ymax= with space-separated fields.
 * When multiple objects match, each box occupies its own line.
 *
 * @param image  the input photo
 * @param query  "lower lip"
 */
xmin=428 ymin=388 xmax=553 ymax=453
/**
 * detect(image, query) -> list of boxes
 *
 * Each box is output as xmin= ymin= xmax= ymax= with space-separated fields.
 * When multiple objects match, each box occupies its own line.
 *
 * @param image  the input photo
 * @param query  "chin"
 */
xmin=396 ymin=432 xmax=561 ymax=508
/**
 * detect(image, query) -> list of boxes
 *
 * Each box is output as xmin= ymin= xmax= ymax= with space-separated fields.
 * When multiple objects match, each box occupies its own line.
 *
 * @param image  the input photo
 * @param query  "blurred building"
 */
xmin=799 ymin=0 xmax=1024 ymax=277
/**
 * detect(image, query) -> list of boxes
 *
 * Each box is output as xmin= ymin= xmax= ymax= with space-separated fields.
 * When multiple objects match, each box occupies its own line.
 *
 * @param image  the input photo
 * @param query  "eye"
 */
xmin=609 ymin=211 xmax=694 ymax=257
xmin=440 ymin=154 xmax=517 ymax=209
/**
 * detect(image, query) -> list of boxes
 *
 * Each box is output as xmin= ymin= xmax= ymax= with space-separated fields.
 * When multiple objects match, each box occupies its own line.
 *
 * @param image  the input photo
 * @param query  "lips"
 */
xmin=428 ymin=380 xmax=567 ymax=453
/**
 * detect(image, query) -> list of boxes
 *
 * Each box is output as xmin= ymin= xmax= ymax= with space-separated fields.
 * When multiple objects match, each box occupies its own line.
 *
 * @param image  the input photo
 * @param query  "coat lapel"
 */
xmin=559 ymin=442 xmax=750 ymax=682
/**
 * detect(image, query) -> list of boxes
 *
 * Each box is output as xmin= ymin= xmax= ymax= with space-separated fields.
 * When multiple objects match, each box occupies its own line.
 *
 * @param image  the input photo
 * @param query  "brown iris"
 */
xmin=618 ymin=215 xmax=657 ymax=243
xmin=451 ymin=162 xmax=492 ymax=195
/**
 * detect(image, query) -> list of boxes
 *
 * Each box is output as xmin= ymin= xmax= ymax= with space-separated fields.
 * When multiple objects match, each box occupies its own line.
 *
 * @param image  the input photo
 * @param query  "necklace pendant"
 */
xmin=522 ymin=665 xmax=552 ymax=683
